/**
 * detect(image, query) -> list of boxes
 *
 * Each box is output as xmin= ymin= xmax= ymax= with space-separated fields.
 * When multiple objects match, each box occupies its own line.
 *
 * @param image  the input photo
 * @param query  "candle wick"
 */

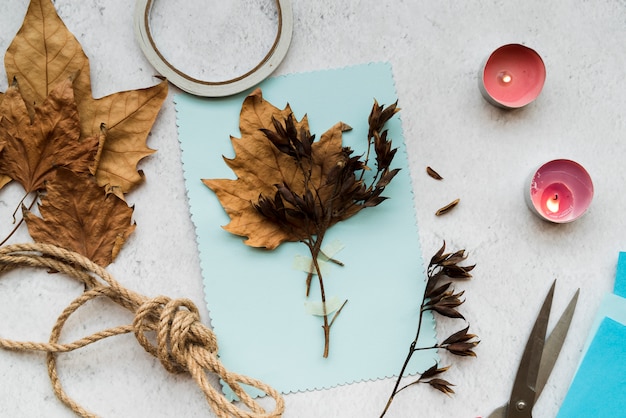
xmin=498 ymin=71 xmax=513 ymax=84
xmin=553 ymin=194 xmax=559 ymax=201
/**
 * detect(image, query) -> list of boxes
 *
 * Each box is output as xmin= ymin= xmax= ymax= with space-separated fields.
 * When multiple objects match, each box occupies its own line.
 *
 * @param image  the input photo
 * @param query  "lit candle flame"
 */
xmin=546 ymin=194 xmax=560 ymax=213
xmin=498 ymin=71 xmax=513 ymax=84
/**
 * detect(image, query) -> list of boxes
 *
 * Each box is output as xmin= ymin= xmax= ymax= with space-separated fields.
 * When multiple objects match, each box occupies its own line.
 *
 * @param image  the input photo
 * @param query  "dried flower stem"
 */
xmin=303 ymin=226 xmax=339 ymax=358
xmin=381 ymin=302 xmax=429 ymax=416
xmin=380 ymin=242 xmax=478 ymax=417
xmin=255 ymin=100 xmax=401 ymax=357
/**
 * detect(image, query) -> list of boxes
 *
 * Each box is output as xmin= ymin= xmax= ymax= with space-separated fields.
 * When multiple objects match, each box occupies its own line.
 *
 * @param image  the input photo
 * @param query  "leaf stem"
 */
xmin=380 ymin=305 xmax=427 ymax=417
xmin=11 ymin=191 xmax=30 ymax=223
xmin=1 ymin=192 xmax=37 ymax=246
xmin=394 ymin=365 xmax=436 ymax=395
xmin=329 ymin=299 xmax=348 ymax=328
xmin=358 ymin=134 xmax=374 ymax=183
xmin=308 ymin=233 xmax=331 ymax=358
xmin=319 ymin=249 xmax=344 ymax=266
xmin=0 ymin=217 xmax=25 ymax=247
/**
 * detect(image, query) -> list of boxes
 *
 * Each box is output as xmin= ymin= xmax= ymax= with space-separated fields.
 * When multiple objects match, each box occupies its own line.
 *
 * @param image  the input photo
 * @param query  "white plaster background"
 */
xmin=1 ymin=0 xmax=625 ymax=417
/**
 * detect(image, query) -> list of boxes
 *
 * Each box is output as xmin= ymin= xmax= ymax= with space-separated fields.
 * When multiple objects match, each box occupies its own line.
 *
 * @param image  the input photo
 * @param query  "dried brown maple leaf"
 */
xmin=24 ymin=168 xmax=136 ymax=267
xmin=4 ymin=0 xmax=167 ymax=198
xmin=0 ymin=93 xmax=12 ymax=189
xmin=78 ymin=81 xmax=168 ymax=199
xmin=3 ymin=0 xmax=92 ymax=116
xmin=203 ymin=89 xmax=354 ymax=250
xmin=0 ymin=78 xmax=99 ymax=194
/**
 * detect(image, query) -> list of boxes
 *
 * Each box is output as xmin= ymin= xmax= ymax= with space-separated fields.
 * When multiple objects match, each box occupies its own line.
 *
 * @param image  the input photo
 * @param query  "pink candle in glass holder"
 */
xmin=480 ymin=44 xmax=546 ymax=109
xmin=526 ymin=159 xmax=594 ymax=223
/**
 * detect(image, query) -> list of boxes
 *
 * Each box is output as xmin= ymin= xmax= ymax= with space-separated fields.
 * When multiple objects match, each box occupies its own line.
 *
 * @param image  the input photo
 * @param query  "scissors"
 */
xmin=488 ymin=280 xmax=579 ymax=418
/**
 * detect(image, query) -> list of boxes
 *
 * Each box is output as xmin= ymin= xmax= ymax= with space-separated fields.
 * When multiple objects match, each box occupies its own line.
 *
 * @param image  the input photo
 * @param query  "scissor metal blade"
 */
xmin=534 ymin=288 xmax=579 ymax=401
xmin=488 ymin=282 xmax=579 ymax=418
xmin=506 ymin=280 xmax=555 ymax=417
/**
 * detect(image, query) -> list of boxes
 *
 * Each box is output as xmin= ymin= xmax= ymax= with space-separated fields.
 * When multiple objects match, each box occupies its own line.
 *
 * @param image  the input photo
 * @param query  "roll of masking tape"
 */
xmin=134 ymin=0 xmax=293 ymax=97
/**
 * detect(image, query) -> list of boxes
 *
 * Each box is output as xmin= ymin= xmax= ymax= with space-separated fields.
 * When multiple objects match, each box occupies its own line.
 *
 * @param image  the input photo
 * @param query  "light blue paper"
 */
xmin=175 ymin=63 xmax=436 ymax=398
xmin=581 ymin=292 xmax=626 ymax=356
xmin=557 ymin=317 xmax=626 ymax=417
xmin=579 ymin=254 xmax=626 ymax=356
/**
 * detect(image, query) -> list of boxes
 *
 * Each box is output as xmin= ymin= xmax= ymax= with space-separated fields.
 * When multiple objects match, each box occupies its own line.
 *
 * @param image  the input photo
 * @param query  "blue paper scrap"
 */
xmin=175 ymin=63 xmax=436 ymax=399
xmin=557 ymin=317 xmax=626 ymax=417
xmin=581 ymin=292 xmax=626 ymax=357
xmin=557 ymin=253 xmax=626 ymax=416
xmin=579 ymin=254 xmax=626 ymax=356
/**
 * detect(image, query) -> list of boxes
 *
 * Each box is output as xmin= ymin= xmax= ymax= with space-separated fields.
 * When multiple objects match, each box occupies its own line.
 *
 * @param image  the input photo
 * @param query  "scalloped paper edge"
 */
xmin=175 ymin=62 xmax=437 ymax=400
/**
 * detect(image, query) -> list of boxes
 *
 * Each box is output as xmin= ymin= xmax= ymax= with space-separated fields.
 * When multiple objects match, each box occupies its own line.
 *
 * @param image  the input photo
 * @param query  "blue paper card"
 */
xmin=581 ymin=292 xmax=626 ymax=356
xmin=557 ymin=317 xmax=626 ymax=417
xmin=558 ymin=253 xmax=626 ymax=416
xmin=175 ymin=63 xmax=436 ymax=398
xmin=579 ymin=253 xmax=626 ymax=357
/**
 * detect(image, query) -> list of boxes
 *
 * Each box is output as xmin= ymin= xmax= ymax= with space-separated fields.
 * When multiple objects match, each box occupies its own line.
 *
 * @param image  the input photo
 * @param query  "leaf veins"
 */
xmin=202 ymin=89 xmax=353 ymax=249
xmin=3 ymin=0 xmax=167 ymax=198
xmin=0 ymin=78 xmax=99 ymax=193
xmin=23 ymin=168 xmax=136 ymax=267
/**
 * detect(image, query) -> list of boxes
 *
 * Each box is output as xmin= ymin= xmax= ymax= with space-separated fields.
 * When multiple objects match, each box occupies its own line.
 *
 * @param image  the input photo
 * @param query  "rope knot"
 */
xmin=133 ymin=296 xmax=218 ymax=374
xmin=0 ymin=243 xmax=285 ymax=417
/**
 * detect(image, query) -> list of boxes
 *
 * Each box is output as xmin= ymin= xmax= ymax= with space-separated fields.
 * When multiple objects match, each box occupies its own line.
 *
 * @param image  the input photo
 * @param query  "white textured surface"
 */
xmin=1 ymin=1 xmax=626 ymax=417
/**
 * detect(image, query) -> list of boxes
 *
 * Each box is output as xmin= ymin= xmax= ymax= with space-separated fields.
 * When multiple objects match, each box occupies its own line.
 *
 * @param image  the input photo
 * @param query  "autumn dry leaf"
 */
xmin=202 ymin=89 xmax=354 ymax=249
xmin=3 ymin=0 xmax=167 ymax=197
xmin=0 ymin=0 xmax=166 ymax=265
xmin=80 ymin=81 xmax=168 ymax=198
xmin=3 ymin=0 xmax=92 ymax=115
xmin=0 ymin=78 xmax=99 ymax=193
xmin=24 ymin=168 xmax=136 ymax=267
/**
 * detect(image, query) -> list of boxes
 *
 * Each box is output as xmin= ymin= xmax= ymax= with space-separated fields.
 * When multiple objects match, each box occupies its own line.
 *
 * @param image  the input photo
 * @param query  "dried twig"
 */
xmin=255 ymin=100 xmax=401 ymax=357
xmin=380 ymin=242 xmax=478 ymax=417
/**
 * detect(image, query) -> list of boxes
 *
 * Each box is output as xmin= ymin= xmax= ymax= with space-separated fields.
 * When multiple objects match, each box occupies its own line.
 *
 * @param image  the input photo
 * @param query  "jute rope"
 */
xmin=0 ymin=242 xmax=284 ymax=418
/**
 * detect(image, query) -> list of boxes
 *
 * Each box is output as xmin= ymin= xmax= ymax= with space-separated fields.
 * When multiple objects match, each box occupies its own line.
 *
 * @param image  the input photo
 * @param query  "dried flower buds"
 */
xmin=381 ymin=241 xmax=479 ymax=416
xmin=442 ymin=326 xmax=479 ymax=357
xmin=427 ymin=378 xmax=456 ymax=396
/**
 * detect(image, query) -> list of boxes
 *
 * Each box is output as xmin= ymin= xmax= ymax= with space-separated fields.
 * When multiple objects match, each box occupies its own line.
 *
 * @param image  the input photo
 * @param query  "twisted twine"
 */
xmin=0 ymin=243 xmax=284 ymax=418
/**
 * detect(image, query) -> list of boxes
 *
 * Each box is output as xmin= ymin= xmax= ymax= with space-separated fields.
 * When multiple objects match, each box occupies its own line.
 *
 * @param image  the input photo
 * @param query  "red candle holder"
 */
xmin=526 ymin=159 xmax=594 ymax=223
xmin=480 ymin=44 xmax=546 ymax=109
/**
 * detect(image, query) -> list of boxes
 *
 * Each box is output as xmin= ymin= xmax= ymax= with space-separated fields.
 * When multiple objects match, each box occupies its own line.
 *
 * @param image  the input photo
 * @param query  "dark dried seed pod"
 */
xmin=446 ymin=341 xmax=479 ymax=357
xmin=420 ymin=364 xmax=450 ymax=380
xmin=442 ymin=325 xmax=477 ymax=345
xmin=431 ymin=305 xmax=465 ymax=319
xmin=426 ymin=166 xmax=443 ymax=180
xmin=425 ymin=282 xmax=452 ymax=300
xmin=435 ymin=198 xmax=460 ymax=216
xmin=427 ymin=378 xmax=455 ymax=395
xmin=429 ymin=241 xmax=447 ymax=265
